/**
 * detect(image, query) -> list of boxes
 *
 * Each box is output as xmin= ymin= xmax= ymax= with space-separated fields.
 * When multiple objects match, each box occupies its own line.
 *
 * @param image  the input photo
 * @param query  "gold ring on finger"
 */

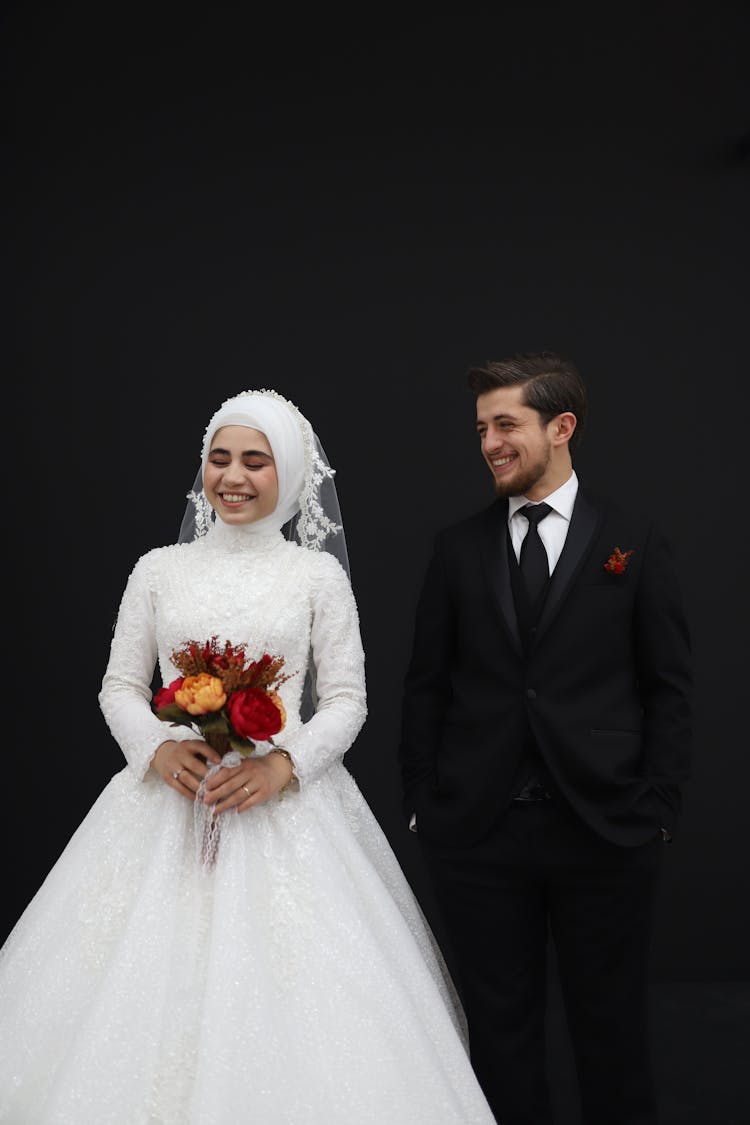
xmin=241 ymin=784 xmax=252 ymax=798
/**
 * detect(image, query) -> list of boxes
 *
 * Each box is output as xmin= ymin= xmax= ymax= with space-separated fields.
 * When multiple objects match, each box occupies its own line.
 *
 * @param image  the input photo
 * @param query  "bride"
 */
xmin=0 ymin=389 xmax=496 ymax=1124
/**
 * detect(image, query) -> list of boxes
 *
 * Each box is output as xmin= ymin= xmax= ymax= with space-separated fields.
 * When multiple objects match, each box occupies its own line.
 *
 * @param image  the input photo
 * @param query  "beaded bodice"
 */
xmin=99 ymin=521 xmax=367 ymax=785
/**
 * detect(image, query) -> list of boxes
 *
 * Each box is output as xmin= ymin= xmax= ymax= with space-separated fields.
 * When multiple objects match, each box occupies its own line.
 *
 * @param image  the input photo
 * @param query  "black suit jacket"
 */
xmin=398 ymin=489 xmax=693 ymax=847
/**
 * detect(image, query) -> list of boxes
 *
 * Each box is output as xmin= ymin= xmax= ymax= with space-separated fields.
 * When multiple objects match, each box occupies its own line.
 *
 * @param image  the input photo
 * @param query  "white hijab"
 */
xmin=180 ymin=389 xmax=348 ymax=574
xmin=201 ymin=391 xmax=307 ymax=538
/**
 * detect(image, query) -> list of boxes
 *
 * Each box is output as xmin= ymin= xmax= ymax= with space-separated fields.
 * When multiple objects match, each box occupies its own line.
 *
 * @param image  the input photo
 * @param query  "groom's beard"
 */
xmin=492 ymin=443 xmax=552 ymax=499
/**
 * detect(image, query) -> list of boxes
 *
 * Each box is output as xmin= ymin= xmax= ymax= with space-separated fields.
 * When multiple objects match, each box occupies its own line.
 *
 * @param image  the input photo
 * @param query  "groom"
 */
xmin=398 ymin=352 xmax=692 ymax=1125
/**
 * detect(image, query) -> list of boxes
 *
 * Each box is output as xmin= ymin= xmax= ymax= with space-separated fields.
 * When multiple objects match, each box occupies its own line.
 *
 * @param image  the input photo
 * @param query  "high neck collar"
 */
xmin=203 ymin=518 xmax=286 ymax=553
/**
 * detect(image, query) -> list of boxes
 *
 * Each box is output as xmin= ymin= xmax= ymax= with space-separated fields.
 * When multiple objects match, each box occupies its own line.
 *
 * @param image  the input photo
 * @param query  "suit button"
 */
xmin=530 ymin=627 xmax=537 ymax=637
xmin=526 ymin=688 xmax=537 ymax=700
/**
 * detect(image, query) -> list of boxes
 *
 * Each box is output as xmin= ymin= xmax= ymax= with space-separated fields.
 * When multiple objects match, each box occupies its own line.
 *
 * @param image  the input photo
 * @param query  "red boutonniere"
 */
xmin=604 ymin=547 xmax=634 ymax=575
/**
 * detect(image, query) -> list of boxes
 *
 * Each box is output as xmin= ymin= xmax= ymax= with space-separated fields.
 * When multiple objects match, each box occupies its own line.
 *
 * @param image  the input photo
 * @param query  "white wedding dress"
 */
xmin=0 ymin=520 xmax=495 ymax=1124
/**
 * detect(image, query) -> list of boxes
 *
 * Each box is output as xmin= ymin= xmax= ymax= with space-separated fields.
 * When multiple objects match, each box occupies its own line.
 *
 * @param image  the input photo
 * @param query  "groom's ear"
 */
xmin=550 ymin=412 xmax=577 ymax=447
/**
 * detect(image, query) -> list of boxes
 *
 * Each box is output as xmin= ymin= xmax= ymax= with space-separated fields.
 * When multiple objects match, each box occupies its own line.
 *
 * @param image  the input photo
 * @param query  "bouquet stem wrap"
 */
xmin=193 ymin=749 xmax=245 ymax=870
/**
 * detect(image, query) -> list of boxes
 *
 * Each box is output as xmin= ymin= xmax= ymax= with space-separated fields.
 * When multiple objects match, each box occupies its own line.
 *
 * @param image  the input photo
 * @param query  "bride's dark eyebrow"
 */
xmin=209 ymin=446 xmax=273 ymax=460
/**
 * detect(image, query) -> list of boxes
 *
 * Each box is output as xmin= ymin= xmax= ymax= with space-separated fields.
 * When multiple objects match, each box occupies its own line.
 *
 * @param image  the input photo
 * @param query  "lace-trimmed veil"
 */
xmin=177 ymin=388 xmax=350 ymax=719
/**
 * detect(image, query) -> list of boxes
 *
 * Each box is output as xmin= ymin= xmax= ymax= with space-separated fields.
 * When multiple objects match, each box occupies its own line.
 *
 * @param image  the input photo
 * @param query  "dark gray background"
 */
xmin=5 ymin=1 xmax=749 ymax=980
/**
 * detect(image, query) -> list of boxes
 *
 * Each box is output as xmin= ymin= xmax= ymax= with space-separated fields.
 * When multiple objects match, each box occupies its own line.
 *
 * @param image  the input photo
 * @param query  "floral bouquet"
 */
xmin=153 ymin=636 xmax=290 ymax=758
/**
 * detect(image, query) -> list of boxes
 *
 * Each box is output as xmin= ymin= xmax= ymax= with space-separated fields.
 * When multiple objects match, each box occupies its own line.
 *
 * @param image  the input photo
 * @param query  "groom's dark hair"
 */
xmin=466 ymin=351 xmax=587 ymax=453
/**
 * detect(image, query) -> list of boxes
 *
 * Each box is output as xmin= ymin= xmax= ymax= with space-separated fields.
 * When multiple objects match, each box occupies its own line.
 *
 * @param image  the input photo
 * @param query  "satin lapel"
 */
xmin=535 ymin=491 xmax=602 ymax=643
xmin=480 ymin=501 xmax=523 ymax=656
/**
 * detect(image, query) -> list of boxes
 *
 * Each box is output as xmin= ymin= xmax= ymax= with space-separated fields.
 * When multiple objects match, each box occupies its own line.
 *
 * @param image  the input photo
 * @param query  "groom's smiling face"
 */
xmin=476 ymin=385 xmax=557 ymax=500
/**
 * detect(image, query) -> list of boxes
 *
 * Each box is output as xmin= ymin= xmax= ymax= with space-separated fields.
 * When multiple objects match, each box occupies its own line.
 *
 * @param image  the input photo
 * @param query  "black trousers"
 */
xmin=420 ymin=798 xmax=664 ymax=1125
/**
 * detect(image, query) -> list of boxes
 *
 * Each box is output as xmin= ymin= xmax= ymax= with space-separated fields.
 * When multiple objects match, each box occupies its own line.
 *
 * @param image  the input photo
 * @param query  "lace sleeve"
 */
xmin=98 ymin=553 xmax=198 ymax=780
xmin=281 ymin=553 xmax=367 ymax=786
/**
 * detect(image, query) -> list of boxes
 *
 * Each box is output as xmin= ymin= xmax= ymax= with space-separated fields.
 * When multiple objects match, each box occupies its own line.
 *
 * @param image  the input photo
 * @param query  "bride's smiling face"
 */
xmin=203 ymin=426 xmax=279 ymax=525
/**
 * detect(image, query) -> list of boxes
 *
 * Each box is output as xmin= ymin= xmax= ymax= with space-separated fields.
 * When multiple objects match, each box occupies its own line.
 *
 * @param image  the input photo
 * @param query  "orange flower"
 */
xmin=175 ymin=673 xmax=227 ymax=715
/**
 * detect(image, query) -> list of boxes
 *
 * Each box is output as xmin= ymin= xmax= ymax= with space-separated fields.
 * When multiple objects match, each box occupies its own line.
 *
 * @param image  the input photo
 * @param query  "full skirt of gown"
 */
xmin=0 ymin=761 xmax=496 ymax=1124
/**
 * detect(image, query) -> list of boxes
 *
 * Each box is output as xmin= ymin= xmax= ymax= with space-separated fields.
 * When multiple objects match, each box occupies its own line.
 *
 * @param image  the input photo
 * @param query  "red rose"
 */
xmin=227 ymin=687 xmax=284 ymax=741
xmin=153 ymin=677 xmax=184 ymax=710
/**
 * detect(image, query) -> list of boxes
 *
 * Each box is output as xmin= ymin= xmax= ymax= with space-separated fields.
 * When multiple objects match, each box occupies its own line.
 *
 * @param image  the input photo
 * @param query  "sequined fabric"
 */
xmin=0 ymin=521 xmax=495 ymax=1123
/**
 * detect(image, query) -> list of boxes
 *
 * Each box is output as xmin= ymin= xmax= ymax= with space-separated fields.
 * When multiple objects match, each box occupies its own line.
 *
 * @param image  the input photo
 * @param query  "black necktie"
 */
xmin=519 ymin=503 xmax=552 ymax=609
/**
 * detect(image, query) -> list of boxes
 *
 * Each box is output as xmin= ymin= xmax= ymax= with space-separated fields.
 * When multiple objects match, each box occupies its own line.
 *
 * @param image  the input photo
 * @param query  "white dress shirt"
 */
xmin=508 ymin=470 xmax=578 ymax=574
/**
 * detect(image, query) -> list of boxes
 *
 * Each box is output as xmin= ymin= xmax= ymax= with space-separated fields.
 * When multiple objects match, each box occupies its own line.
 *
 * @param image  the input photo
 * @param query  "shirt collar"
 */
xmin=508 ymin=470 xmax=579 ymax=523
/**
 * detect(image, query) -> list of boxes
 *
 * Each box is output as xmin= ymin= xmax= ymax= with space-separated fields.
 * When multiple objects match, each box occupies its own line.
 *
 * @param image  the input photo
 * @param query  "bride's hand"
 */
xmin=151 ymin=739 xmax=223 ymax=800
xmin=202 ymin=750 xmax=295 ymax=814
